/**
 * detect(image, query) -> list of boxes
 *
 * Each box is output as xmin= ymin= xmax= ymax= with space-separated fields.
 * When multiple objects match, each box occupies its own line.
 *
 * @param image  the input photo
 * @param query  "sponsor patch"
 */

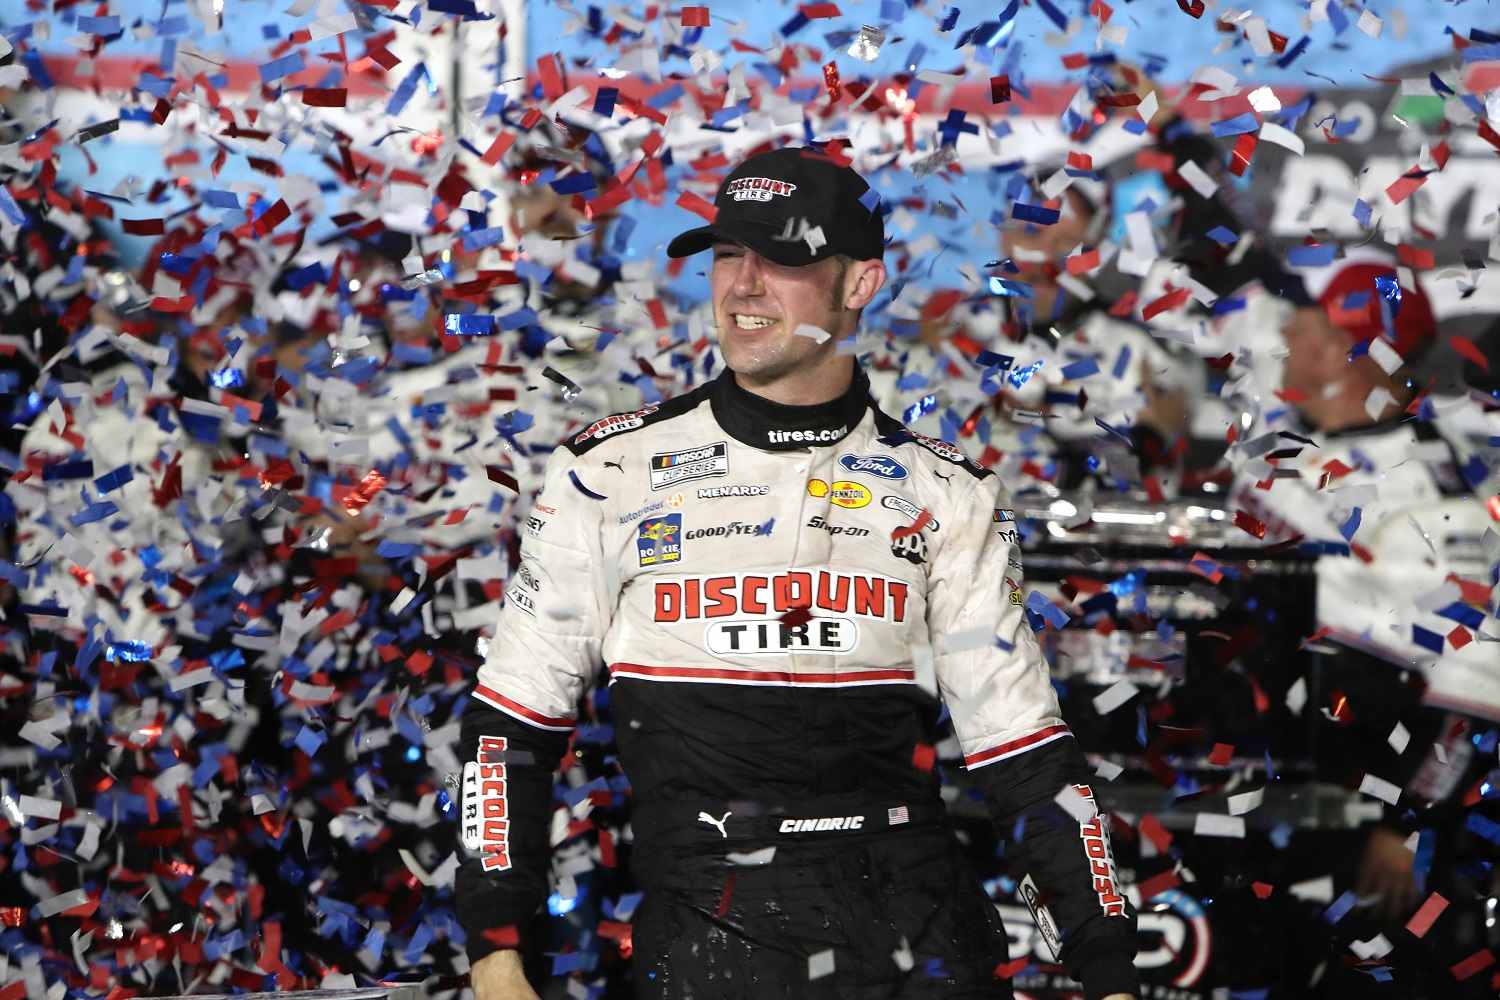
xmin=706 ymin=616 xmax=859 ymax=655
xmin=993 ymin=509 xmax=1019 ymax=543
xmin=1073 ymin=784 xmax=1128 ymax=918
xmin=637 ymin=515 xmax=682 ymax=566
xmin=684 ymin=521 xmax=763 ymax=540
xmin=666 ymin=492 xmax=685 ymax=508
xmin=890 ymin=532 xmax=927 ymax=565
xmin=726 ymin=176 xmax=797 ymax=202
xmin=461 ymin=736 xmax=512 ymax=872
xmin=649 ymin=441 xmax=730 ymax=490
xmin=994 ymin=508 xmax=1016 ymax=523
xmin=807 ymin=515 xmax=869 ymax=537
xmin=881 ymin=495 xmax=939 ymax=531
xmin=768 ymin=425 xmax=847 ymax=445
xmin=699 ymin=484 xmax=770 ymax=499
xmin=653 ymin=571 xmax=910 ymax=623
xmin=574 ymin=405 xmax=659 ymax=444
xmin=808 ymin=478 xmax=871 ymax=509
xmin=905 ymin=430 xmax=972 ymax=466
xmin=778 ymin=815 xmax=865 ymax=834
xmin=523 ymin=514 xmax=546 ymax=539
xmin=1018 ymin=873 xmax=1063 ymax=960
xmin=839 ymin=454 xmax=908 ymax=480
xmin=619 ymin=500 xmax=666 ymax=525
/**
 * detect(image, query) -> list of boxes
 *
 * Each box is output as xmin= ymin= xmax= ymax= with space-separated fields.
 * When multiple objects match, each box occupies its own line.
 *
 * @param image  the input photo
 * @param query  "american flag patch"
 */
xmin=887 ymin=806 xmax=909 ymax=826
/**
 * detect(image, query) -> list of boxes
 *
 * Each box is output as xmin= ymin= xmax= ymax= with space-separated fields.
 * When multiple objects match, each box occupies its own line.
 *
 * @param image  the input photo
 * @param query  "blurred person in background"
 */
xmin=1224 ymin=252 xmax=1496 ymax=998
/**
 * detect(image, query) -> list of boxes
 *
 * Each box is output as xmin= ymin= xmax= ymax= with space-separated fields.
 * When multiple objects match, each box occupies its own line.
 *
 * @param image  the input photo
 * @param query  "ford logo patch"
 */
xmin=838 ymin=454 xmax=907 ymax=480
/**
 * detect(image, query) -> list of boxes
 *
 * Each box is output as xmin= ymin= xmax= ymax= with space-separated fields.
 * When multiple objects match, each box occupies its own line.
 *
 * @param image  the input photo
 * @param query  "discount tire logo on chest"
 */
xmin=650 ymin=442 xmax=730 ymax=490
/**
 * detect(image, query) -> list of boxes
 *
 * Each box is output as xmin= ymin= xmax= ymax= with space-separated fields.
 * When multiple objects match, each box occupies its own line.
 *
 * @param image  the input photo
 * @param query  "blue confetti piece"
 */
xmin=462 ymin=225 xmax=508 ymax=252
xmin=445 ymin=314 xmax=495 ymax=336
xmin=498 ymin=307 xmax=539 ymax=331
xmin=569 ymin=470 xmax=607 ymax=500
xmin=1339 ymin=508 xmax=1360 ymax=542
xmin=0 ymin=186 xmax=25 ymax=226
xmin=1373 ymin=274 xmax=1402 ymax=316
xmin=1011 ymin=202 xmax=1060 ymax=225
xmin=1210 ymin=112 xmax=1259 ymax=137
xmin=1437 ymin=602 xmax=1485 ymax=629
xmin=1412 ymin=625 xmax=1445 ymax=653
xmin=1111 ymin=344 xmax=1132 ymax=381
xmin=1467 ymin=813 xmax=1500 ymax=844
xmin=1060 ymin=358 xmax=1100 ymax=381
xmin=94 ymin=465 xmax=134 ymax=495
xmin=938 ymin=6 xmax=960 ymax=31
xmin=1206 ymin=225 xmax=1238 ymax=245
xmin=1007 ymin=360 xmax=1044 ymax=389
xmin=902 ymin=394 xmax=938 ymax=423
xmin=1287 ymin=243 xmax=1336 ymax=268
xmin=1353 ymin=199 xmax=1372 ymax=229
xmin=294 ymin=725 xmax=326 ymax=756
xmin=989 ymin=276 xmax=1036 ymax=299
xmin=257 ymin=51 xmax=306 ymax=85
xmin=1323 ymin=890 xmax=1358 ymax=924
xmin=386 ymin=61 xmax=428 ymax=116
xmin=79 ymin=14 xmax=122 ymax=34
xmin=551 ymin=950 xmax=587 ymax=975
xmin=1463 ymin=42 xmax=1500 ymax=64
xmin=1430 ymin=72 xmax=1455 ymax=97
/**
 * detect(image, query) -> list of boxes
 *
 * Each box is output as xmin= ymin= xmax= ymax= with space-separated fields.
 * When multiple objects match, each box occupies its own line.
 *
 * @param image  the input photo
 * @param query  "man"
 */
xmin=1226 ymin=255 xmax=1494 ymax=996
xmin=457 ymin=146 xmax=1140 ymax=999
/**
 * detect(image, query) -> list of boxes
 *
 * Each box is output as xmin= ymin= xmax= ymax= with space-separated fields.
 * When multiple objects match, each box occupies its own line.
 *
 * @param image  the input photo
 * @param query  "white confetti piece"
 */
xmin=1053 ymin=784 xmax=1097 ymax=824
xmin=915 ymin=69 xmax=964 ymax=85
xmin=943 ymin=625 xmax=997 ymax=653
xmin=52 ymin=533 xmax=94 ymax=569
xmin=18 ymin=794 xmax=61 ymax=820
xmin=726 ymin=846 xmax=777 ymax=866
xmin=1228 ymin=788 xmax=1263 ymax=816
xmin=1350 ymin=933 xmax=1392 ymax=959
xmin=1095 ymin=759 xmax=1124 ymax=782
xmin=808 ymin=948 xmax=836 ymax=980
xmin=891 ymin=936 xmax=914 ymax=971
xmin=794 ymin=324 xmax=831 ymax=344
xmin=1364 ymin=386 xmax=1397 ymax=420
xmin=1258 ymin=121 xmax=1305 ymax=157
xmin=1286 ymin=676 xmax=1308 ymax=715
xmin=1366 ymin=336 xmax=1403 ymax=375
xmin=1193 ymin=813 xmax=1245 ymax=838
xmin=1137 ymin=90 xmax=1159 ymax=124
xmin=1091 ymin=678 xmax=1139 ymax=715
xmin=1356 ymin=9 xmax=1383 ymax=37
xmin=1176 ymin=160 xmax=1219 ymax=199
xmin=36 ymin=888 xmax=89 ymax=917
xmin=1388 ymin=723 xmax=1410 ymax=754
xmin=1290 ymin=875 xmax=1335 ymax=903
xmin=1359 ymin=773 xmax=1402 ymax=805
xmin=18 ymin=720 xmax=62 ymax=750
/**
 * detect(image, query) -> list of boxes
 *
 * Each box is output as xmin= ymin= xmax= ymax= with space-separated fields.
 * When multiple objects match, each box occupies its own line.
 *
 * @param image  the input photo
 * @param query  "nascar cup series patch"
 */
xmin=650 ymin=442 xmax=730 ymax=491
xmin=637 ymin=515 xmax=683 ymax=566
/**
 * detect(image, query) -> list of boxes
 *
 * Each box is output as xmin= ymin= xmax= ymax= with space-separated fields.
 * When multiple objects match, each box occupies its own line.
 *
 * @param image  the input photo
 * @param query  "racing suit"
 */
xmin=456 ymin=366 xmax=1139 ymax=998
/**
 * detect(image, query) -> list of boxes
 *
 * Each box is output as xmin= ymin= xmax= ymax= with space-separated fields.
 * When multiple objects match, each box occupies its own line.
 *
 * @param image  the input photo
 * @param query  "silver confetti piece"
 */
xmin=911 ymin=143 xmax=958 ymax=179
xmin=847 ymin=24 xmax=887 ymax=62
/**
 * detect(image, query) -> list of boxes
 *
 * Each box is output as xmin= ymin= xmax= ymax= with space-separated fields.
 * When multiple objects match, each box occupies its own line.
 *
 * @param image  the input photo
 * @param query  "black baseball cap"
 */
xmin=666 ymin=146 xmax=885 ymax=266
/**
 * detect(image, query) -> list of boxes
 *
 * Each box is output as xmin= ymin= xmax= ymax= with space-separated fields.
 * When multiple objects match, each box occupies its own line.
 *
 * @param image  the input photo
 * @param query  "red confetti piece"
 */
xmin=891 ymin=508 xmax=932 ymax=541
xmin=1299 ymin=625 xmax=1332 ymax=650
xmin=1096 ymin=92 xmax=1141 ymax=107
xmin=486 ymin=466 xmax=519 ymax=493
xmin=1089 ymin=0 xmax=1113 ymax=21
xmin=1137 ymin=868 xmax=1181 ymax=900
xmin=681 ymin=6 xmax=709 ymax=26
xmin=800 ymin=2 xmax=841 ymax=16
xmin=1432 ymin=141 xmax=1450 ymax=169
xmin=1450 ymin=334 xmax=1489 ymax=373
xmin=1176 ymin=0 xmax=1204 ymax=16
xmin=121 ymin=217 xmax=166 ymax=236
xmin=780 ymin=605 xmax=813 ymax=628
xmin=536 ymin=52 xmax=564 ymax=98
xmin=716 ymin=875 xmax=738 ymax=917
xmin=646 ymin=299 xmax=669 ymax=329
xmin=1061 ymin=53 xmax=1090 ymax=70
xmin=1478 ymin=118 xmax=1500 ymax=152
xmin=1139 ymin=813 xmax=1173 ymax=852
xmin=252 ymin=198 xmax=291 ymax=237
xmin=484 ymin=925 xmax=521 ymax=947
xmin=1385 ymin=170 xmax=1426 ymax=205
xmin=407 ymin=650 xmax=433 ymax=676
xmin=1142 ymin=285 xmax=1191 ymax=321
xmin=1397 ymin=243 xmax=1435 ymax=270
xmin=301 ymin=87 xmax=347 ymax=107
xmin=911 ymin=743 xmax=936 ymax=772
xmin=822 ymin=61 xmax=841 ymax=102
xmin=1448 ymin=625 xmax=1473 ymax=650
xmin=1228 ymin=133 xmax=1256 ymax=176
xmin=1233 ymin=510 xmax=1267 ymax=539
xmin=993 ymin=958 xmax=1030 ymax=979
xmin=1252 ymin=882 xmax=1274 ymax=899
xmin=1067 ymin=151 xmax=1093 ymax=172
xmin=1066 ymin=248 xmax=1100 ymax=275
xmin=1208 ymin=742 xmax=1234 ymax=766
xmin=342 ymin=469 xmax=387 ymax=515
xmin=1405 ymin=893 xmax=1449 ymax=938
xmin=675 ymin=190 xmax=718 ymax=223
xmin=1451 ymin=948 xmax=1495 ymax=981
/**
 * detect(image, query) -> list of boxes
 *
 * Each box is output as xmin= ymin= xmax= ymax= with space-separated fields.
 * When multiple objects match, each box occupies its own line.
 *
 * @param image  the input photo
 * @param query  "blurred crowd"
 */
xmin=2 ymin=65 xmax=1500 ymax=1000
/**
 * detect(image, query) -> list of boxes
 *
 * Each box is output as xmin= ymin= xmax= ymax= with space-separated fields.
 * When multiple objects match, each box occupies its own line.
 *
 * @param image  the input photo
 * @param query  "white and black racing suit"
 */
xmin=456 ymin=366 xmax=1139 ymax=998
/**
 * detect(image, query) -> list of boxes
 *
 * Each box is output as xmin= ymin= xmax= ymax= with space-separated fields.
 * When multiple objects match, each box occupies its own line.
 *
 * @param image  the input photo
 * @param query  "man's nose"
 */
xmin=733 ymin=252 xmax=766 ymax=296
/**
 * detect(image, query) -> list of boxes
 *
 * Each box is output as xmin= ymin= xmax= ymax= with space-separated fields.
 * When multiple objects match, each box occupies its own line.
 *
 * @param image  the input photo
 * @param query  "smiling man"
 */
xmin=457 ymin=146 xmax=1139 ymax=1000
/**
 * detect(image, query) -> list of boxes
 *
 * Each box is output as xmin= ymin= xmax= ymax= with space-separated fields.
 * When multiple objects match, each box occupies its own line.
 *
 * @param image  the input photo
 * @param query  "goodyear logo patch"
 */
xmin=637 ymin=515 xmax=682 ymax=566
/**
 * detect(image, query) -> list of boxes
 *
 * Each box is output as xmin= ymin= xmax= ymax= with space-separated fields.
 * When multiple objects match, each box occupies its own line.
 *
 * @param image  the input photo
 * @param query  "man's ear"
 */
xmin=846 ymin=259 xmax=887 ymax=310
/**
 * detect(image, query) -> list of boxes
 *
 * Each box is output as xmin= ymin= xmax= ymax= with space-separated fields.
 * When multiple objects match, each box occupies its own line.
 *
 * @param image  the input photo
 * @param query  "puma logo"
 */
xmin=604 ymin=459 xmax=625 ymax=473
xmin=697 ymin=810 xmax=732 ymax=838
xmin=933 ymin=470 xmax=953 ymax=483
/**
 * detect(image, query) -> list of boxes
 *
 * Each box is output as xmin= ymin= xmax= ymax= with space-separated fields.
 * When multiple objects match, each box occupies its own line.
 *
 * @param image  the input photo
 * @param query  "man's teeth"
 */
xmin=734 ymin=314 xmax=776 ymax=329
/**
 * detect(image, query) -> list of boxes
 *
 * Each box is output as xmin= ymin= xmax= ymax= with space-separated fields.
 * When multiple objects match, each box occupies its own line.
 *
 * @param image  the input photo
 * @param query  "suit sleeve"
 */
xmin=926 ymin=472 xmax=1139 ymax=1000
xmin=455 ymin=446 xmax=612 ymax=966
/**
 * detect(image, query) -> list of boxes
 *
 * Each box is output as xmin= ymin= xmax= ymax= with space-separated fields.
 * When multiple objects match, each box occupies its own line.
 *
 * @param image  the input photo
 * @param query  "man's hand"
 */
xmin=1355 ymin=825 xmax=1419 ymax=922
xmin=470 ymin=950 xmax=540 ymax=1000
